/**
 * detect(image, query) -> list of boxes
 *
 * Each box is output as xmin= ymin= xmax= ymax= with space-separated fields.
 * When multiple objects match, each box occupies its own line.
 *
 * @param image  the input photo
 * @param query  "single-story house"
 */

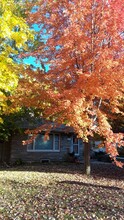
xmin=0 ymin=118 xmax=85 ymax=164
xmin=10 ymin=131 xmax=84 ymax=163
xmin=0 ymin=118 xmax=111 ymax=164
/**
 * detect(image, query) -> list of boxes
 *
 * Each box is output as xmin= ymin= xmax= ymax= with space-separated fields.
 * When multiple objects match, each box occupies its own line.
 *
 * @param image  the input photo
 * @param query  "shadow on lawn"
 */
xmin=91 ymin=163 xmax=124 ymax=180
xmin=1 ymin=177 xmax=124 ymax=219
xmin=0 ymin=162 xmax=124 ymax=180
xmin=58 ymin=180 xmax=123 ymax=191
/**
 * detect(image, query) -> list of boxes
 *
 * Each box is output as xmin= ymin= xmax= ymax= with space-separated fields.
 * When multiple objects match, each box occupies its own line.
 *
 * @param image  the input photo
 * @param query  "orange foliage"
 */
xmin=14 ymin=0 xmax=124 ymax=166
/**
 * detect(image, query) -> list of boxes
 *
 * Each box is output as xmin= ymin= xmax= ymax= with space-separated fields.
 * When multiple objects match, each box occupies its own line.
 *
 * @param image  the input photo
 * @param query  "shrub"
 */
xmin=14 ymin=158 xmax=24 ymax=166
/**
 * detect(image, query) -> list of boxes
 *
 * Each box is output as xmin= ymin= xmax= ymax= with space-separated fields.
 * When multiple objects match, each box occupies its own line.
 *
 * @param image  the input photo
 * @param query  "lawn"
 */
xmin=0 ymin=163 xmax=124 ymax=220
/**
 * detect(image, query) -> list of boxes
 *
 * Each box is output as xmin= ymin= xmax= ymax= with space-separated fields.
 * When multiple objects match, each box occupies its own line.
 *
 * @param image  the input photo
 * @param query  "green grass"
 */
xmin=0 ymin=163 xmax=124 ymax=220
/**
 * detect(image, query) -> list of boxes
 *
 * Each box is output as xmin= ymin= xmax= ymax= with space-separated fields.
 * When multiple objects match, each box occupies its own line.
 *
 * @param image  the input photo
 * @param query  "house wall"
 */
xmin=78 ymin=139 xmax=84 ymax=160
xmin=10 ymin=133 xmax=84 ymax=163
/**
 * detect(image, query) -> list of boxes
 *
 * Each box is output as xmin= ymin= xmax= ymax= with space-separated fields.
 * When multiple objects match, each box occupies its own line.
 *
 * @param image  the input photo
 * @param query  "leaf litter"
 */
xmin=0 ymin=163 xmax=124 ymax=219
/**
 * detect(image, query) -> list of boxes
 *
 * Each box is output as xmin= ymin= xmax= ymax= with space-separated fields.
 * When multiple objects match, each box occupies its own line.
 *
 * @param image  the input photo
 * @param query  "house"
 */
xmin=10 ymin=130 xmax=84 ymax=164
xmin=1 ymin=114 xmax=123 ymax=164
xmin=0 ymin=117 xmax=85 ymax=164
xmin=0 ymin=121 xmax=106 ymax=164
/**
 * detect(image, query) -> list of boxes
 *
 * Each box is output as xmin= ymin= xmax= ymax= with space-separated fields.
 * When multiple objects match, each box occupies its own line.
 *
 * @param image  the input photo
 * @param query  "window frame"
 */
xmin=27 ymin=133 xmax=60 ymax=152
xmin=72 ymin=136 xmax=80 ymax=156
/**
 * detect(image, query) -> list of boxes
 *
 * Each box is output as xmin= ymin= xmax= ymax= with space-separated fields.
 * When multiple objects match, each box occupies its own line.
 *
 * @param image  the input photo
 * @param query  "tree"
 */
xmin=13 ymin=0 xmax=124 ymax=174
xmin=0 ymin=107 xmax=41 ymax=141
xmin=0 ymin=0 xmax=34 ymax=121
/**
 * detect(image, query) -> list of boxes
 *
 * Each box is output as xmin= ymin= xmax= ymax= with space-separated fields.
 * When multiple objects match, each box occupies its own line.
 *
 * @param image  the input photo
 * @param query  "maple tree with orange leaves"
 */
xmin=12 ymin=0 xmax=124 ymax=174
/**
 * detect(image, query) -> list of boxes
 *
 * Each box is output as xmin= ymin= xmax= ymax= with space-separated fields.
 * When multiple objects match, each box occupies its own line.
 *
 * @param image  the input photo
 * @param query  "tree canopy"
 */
xmin=0 ymin=0 xmax=34 ymax=122
xmin=12 ymin=0 xmax=124 ymax=166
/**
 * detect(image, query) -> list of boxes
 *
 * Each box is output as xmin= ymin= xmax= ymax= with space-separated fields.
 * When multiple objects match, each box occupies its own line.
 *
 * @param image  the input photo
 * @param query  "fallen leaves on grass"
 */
xmin=0 ymin=163 xmax=124 ymax=219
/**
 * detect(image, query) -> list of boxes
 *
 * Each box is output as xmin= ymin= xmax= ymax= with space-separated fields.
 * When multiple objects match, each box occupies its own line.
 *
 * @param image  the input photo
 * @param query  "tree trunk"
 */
xmin=84 ymin=142 xmax=91 ymax=175
xmin=0 ymin=137 xmax=12 ymax=164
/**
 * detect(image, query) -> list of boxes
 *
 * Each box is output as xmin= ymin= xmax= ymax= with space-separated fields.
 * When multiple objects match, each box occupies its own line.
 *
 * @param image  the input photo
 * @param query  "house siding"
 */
xmin=10 ymin=133 xmax=84 ymax=163
xmin=79 ymin=139 xmax=84 ymax=160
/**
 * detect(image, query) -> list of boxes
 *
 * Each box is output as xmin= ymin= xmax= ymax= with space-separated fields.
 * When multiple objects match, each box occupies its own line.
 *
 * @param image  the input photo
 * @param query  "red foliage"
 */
xmin=14 ymin=0 xmax=124 ymax=166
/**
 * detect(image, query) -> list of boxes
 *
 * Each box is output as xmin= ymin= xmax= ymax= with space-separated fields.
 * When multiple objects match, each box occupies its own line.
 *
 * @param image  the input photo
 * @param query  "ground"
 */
xmin=0 ymin=162 xmax=124 ymax=220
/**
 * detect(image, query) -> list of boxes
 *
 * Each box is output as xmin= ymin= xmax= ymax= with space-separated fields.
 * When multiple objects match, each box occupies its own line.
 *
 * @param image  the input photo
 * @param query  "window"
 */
xmin=72 ymin=136 xmax=79 ymax=155
xmin=27 ymin=133 xmax=60 ymax=152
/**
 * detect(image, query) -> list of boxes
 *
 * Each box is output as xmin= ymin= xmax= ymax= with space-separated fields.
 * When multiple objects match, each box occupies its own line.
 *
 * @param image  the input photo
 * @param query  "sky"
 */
xmin=23 ymin=23 xmax=50 ymax=72
xmin=23 ymin=56 xmax=50 ymax=72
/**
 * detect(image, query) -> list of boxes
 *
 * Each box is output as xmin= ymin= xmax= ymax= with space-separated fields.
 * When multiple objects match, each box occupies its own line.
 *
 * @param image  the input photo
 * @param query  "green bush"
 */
xmin=14 ymin=158 xmax=24 ymax=166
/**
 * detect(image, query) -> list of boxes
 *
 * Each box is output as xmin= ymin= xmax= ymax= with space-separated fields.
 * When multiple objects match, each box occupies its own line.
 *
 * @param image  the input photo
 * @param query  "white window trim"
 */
xmin=27 ymin=133 xmax=60 ymax=152
xmin=72 ymin=136 xmax=80 ymax=156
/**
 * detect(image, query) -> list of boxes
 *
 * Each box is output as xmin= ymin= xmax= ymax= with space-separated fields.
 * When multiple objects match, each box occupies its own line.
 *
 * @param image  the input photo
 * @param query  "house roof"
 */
xmin=16 ymin=117 xmax=74 ymax=133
